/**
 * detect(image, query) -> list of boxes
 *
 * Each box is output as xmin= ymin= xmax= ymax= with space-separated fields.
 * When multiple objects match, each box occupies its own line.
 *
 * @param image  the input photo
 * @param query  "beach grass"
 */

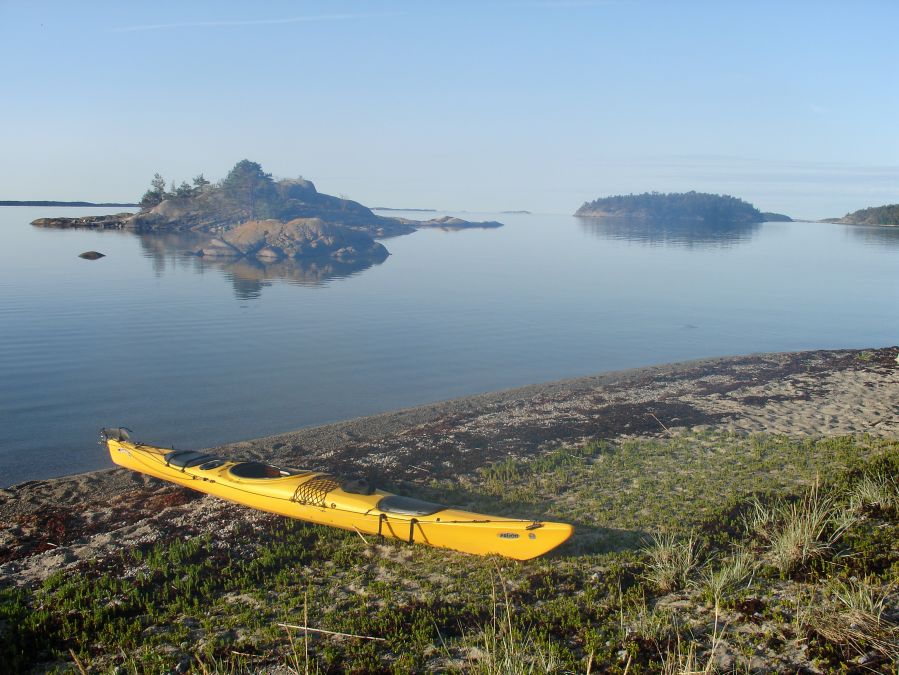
xmin=2 ymin=432 xmax=897 ymax=673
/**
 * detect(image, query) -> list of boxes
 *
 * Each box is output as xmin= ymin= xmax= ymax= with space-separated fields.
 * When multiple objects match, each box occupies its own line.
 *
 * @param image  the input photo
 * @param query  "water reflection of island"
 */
xmin=214 ymin=256 xmax=387 ymax=299
xmin=576 ymin=215 xmax=764 ymax=248
xmin=137 ymin=231 xmax=388 ymax=299
xmin=845 ymin=224 xmax=899 ymax=249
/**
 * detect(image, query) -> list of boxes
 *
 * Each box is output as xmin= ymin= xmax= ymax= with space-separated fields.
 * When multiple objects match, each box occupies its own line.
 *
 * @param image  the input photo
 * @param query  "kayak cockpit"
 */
xmin=162 ymin=451 xmax=303 ymax=479
xmin=228 ymin=461 xmax=307 ymax=479
xmin=165 ymin=450 xmax=215 ymax=468
xmin=377 ymin=495 xmax=444 ymax=516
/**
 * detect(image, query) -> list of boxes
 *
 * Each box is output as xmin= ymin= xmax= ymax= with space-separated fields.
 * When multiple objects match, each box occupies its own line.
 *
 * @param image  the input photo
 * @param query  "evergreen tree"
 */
xmin=140 ymin=173 xmax=168 ymax=209
xmin=221 ymin=160 xmax=276 ymax=219
xmin=151 ymin=173 xmax=166 ymax=194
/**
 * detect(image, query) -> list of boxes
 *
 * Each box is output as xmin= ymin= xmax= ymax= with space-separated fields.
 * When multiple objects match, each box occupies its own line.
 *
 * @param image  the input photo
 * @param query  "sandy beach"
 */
xmin=1 ymin=346 xmax=896 ymax=589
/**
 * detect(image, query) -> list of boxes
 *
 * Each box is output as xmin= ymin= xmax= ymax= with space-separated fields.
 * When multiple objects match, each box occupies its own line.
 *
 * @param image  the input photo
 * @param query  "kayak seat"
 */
xmin=166 ymin=450 xmax=214 ymax=468
xmin=377 ymin=495 xmax=444 ymax=516
xmin=341 ymin=477 xmax=375 ymax=495
xmin=229 ymin=461 xmax=283 ymax=479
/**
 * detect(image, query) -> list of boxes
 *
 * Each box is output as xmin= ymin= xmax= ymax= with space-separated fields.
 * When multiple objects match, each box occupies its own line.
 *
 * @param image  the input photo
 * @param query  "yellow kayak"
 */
xmin=102 ymin=428 xmax=573 ymax=560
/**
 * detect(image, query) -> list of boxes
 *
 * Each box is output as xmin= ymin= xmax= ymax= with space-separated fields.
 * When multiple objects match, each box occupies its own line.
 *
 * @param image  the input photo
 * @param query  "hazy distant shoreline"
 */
xmin=0 ymin=200 xmax=138 ymax=207
xmin=373 ymin=206 xmax=437 ymax=212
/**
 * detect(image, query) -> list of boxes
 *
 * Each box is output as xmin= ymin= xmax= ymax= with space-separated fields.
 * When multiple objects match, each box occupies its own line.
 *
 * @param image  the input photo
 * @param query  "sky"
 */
xmin=1 ymin=0 xmax=897 ymax=219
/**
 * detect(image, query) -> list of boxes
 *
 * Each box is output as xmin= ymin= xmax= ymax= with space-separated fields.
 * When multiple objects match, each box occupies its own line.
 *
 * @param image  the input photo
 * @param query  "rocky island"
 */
xmin=575 ymin=191 xmax=765 ymax=223
xmin=30 ymin=161 xmax=505 ymax=263
xmin=28 ymin=161 xmax=506 ymax=285
xmin=416 ymin=215 xmax=503 ymax=230
xmin=31 ymin=161 xmax=411 ymax=239
xmin=822 ymin=203 xmax=899 ymax=226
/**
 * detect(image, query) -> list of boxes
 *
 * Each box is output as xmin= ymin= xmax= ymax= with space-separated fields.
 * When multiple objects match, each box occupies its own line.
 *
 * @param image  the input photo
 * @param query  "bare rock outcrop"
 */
xmin=197 ymin=218 xmax=389 ymax=264
xmin=31 ymin=213 xmax=132 ymax=229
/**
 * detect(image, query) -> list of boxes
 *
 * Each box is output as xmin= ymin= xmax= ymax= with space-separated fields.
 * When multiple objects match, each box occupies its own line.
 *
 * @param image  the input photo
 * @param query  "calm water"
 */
xmin=1 ymin=206 xmax=896 ymax=485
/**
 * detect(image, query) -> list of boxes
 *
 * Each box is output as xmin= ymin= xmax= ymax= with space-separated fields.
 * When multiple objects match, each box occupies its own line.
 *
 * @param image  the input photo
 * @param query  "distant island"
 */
xmin=372 ymin=207 xmax=437 ymax=212
xmin=821 ymin=203 xmax=899 ymax=226
xmin=0 ymin=200 xmax=138 ymax=207
xmin=30 ymin=160 xmax=504 ymax=265
xmin=500 ymin=210 xmax=531 ymax=214
xmin=416 ymin=216 xmax=503 ymax=230
xmin=575 ymin=191 xmax=764 ymax=223
xmin=761 ymin=212 xmax=793 ymax=222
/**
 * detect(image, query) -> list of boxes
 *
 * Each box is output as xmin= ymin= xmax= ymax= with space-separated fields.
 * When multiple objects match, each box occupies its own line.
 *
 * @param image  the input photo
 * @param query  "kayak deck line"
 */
xmin=100 ymin=427 xmax=573 ymax=560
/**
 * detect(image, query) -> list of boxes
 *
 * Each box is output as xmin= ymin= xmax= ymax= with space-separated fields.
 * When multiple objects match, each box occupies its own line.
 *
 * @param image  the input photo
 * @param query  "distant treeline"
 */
xmin=576 ymin=191 xmax=763 ymax=223
xmin=761 ymin=212 xmax=792 ymax=222
xmin=835 ymin=203 xmax=899 ymax=226
xmin=0 ymin=200 xmax=138 ymax=207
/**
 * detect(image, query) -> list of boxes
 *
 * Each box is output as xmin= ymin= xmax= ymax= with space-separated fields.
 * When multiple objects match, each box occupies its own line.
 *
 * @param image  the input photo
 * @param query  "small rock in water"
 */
xmin=78 ymin=251 xmax=105 ymax=260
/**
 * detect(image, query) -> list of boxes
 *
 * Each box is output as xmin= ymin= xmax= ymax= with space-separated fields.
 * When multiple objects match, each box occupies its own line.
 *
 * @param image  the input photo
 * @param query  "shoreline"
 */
xmin=214 ymin=345 xmax=899 ymax=476
xmin=5 ymin=346 xmax=898 ymax=492
xmin=1 ymin=346 xmax=896 ymax=585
